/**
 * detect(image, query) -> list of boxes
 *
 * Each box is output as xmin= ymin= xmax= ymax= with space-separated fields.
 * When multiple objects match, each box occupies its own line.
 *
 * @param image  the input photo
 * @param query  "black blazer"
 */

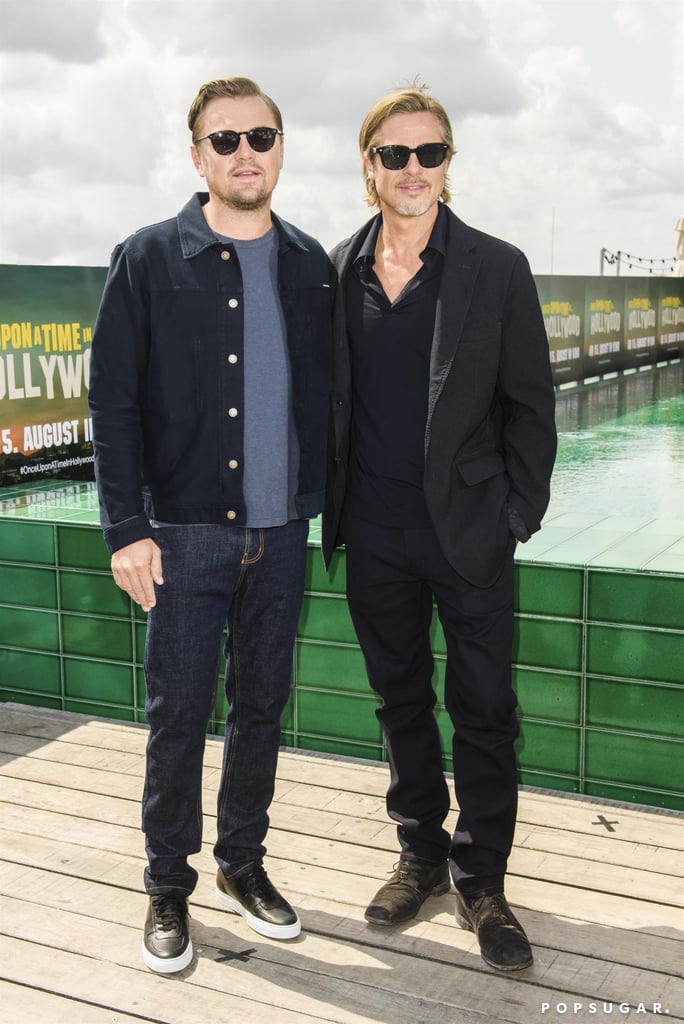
xmin=322 ymin=206 xmax=557 ymax=588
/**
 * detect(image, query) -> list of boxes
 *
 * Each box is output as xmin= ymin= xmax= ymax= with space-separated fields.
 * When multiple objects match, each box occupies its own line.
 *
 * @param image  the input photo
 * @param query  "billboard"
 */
xmin=0 ymin=265 xmax=682 ymax=486
xmin=0 ymin=265 xmax=106 ymax=487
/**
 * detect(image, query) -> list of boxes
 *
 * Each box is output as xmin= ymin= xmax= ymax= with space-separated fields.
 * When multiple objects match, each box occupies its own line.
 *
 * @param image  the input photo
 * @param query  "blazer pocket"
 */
xmin=456 ymin=451 xmax=506 ymax=486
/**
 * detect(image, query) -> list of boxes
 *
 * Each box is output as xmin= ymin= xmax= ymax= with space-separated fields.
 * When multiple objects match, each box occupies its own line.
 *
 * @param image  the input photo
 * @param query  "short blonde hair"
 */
xmin=359 ymin=82 xmax=454 ymax=208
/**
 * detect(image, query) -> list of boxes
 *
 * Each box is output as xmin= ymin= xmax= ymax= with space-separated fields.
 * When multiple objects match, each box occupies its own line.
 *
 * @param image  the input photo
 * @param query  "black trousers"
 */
xmin=343 ymin=515 xmax=519 ymax=892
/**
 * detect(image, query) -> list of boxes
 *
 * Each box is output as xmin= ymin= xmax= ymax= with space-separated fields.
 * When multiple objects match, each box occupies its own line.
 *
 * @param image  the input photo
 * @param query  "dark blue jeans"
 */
xmin=342 ymin=516 xmax=518 ymax=893
xmin=142 ymin=520 xmax=308 ymax=896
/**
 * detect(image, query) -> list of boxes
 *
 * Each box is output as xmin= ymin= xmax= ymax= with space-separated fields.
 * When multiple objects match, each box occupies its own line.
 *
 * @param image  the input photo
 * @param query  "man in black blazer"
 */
xmin=322 ymin=84 xmax=556 ymax=971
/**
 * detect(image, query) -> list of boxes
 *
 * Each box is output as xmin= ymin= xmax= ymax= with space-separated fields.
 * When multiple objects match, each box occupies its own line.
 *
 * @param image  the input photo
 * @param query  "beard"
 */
xmin=216 ymin=173 xmax=273 ymax=213
xmin=394 ymin=198 xmax=433 ymax=217
xmin=229 ymin=193 xmax=270 ymax=211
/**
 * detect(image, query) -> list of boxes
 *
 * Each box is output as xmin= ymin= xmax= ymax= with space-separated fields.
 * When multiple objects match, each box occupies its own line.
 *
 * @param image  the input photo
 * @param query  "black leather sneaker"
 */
xmin=365 ymin=860 xmax=450 ymax=925
xmin=142 ymin=893 xmax=192 ymax=974
xmin=455 ymin=891 xmax=533 ymax=971
xmin=216 ymin=863 xmax=301 ymax=939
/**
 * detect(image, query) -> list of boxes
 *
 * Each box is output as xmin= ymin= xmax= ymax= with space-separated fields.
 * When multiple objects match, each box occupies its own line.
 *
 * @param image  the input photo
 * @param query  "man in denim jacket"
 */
xmin=89 ymin=77 xmax=332 ymax=974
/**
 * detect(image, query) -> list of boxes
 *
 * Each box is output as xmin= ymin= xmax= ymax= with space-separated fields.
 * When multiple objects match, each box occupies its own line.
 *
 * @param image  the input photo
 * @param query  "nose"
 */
xmin=404 ymin=151 xmax=423 ymax=174
xmin=234 ymin=134 xmax=254 ymax=158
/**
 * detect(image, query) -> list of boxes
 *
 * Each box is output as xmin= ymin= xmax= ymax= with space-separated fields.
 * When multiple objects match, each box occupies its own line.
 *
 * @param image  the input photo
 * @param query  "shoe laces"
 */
xmin=243 ymin=863 xmax=278 ymax=901
xmin=392 ymin=861 xmax=427 ymax=891
xmin=469 ymin=892 xmax=514 ymax=927
xmin=151 ymin=893 xmax=186 ymax=933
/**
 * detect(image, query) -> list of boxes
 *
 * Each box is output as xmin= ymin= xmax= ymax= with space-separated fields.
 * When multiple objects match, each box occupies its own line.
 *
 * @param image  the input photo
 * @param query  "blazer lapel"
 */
xmin=427 ymin=211 xmax=481 ymax=436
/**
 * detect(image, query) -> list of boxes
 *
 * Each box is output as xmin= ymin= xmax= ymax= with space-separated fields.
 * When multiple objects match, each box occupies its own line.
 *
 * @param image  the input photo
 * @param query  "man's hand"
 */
xmin=111 ymin=538 xmax=164 ymax=612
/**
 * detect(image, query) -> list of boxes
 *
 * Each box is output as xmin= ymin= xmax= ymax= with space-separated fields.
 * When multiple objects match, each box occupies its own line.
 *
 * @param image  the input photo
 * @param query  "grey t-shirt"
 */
xmin=227 ymin=227 xmax=299 ymax=526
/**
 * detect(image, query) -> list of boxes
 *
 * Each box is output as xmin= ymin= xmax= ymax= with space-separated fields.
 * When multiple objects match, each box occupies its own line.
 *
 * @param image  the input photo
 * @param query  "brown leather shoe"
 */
xmin=365 ymin=860 xmax=450 ymax=925
xmin=455 ymin=891 xmax=533 ymax=971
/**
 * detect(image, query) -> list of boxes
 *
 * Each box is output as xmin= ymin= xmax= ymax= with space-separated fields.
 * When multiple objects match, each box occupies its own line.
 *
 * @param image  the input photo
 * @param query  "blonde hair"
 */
xmin=187 ymin=77 xmax=283 ymax=142
xmin=359 ymin=80 xmax=454 ymax=208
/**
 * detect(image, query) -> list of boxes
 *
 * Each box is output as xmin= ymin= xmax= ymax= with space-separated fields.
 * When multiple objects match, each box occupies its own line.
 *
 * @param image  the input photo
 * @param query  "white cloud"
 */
xmin=0 ymin=0 xmax=681 ymax=273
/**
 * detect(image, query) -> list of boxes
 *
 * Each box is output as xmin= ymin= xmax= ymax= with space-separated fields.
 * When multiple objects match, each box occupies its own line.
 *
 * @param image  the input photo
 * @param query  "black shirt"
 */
xmin=344 ymin=204 xmax=447 ymax=527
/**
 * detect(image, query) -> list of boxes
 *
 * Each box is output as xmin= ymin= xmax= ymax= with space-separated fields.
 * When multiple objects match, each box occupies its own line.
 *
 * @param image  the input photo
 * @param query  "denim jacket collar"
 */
xmin=177 ymin=192 xmax=309 ymax=260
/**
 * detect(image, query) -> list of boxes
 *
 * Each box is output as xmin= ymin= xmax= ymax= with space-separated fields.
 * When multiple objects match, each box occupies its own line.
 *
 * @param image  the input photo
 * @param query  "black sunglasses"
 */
xmin=371 ymin=142 xmax=450 ymax=171
xmin=195 ymin=126 xmax=283 ymax=156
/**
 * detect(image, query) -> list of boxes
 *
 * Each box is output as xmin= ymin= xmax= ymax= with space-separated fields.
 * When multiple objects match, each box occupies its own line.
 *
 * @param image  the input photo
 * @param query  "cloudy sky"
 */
xmin=1 ymin=0 xmax=682 ymax=275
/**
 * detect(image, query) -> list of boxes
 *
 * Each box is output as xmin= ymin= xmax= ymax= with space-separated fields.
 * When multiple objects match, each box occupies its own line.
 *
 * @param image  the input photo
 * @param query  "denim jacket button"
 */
xmin=228 ymin=298 xmax=239 ymax=308
xmin=226 ymin=510 xmax=237 ymax=520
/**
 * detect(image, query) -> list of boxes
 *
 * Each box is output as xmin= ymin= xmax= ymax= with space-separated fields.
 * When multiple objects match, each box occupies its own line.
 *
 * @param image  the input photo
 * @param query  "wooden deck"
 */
xmin=1 ymin=704 xmax=682 ymax=1024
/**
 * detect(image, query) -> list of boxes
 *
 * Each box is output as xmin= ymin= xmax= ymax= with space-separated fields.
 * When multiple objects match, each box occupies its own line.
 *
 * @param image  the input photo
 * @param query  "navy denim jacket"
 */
xmin=89 ymin=193 xmax=333 ymax=554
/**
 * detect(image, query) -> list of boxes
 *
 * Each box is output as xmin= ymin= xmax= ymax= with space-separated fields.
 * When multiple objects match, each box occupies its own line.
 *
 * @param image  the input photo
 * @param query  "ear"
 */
xmin=190 ymin=144 xmax=206 ymax=178
xmin=362 ymin=152 xmax=374 ymax=178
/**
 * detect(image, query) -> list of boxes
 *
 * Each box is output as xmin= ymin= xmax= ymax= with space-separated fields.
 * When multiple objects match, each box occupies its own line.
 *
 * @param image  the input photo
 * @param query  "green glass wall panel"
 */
xmin=63 ymin=699 xmax=135 ymax=722
xmin=134 ymin=622 xmax=147 ymax=662
xmin=64 ymin=658 xmax=135 ymax=706
xmin=514 ymin=669 xmax=581 ymax=724
xmin=0 ymin=563 xmax=57 ymax=608
xmin=518 ymin=770 xmax=580 ymax=794
xmin=295 ymin=734 xmax=384 ymax=761
xmin=586 ymin=624 xmax=682 ymax=684
xmin=515 ymin=721 xmax=581 ymax=775
xmin=0 ymin=691 xmax=62 ymax=710
xmin=296 ymin=641 xmax=370 ymax=694
xmin=0 ymin=649 xmax=61 ymax=694
xmin=584 ymin=780 xmax=684 ymax=812
xmin=296 ymin=688 xmax=382 ymax=744
xmin=0 ymin=520 xmax=54 ymax=564
xmin=62 ymin=614 xmax=133 ymax=662
xmin=57 ymin=525 xmax=110 ymax=571
xmin=516 ymin=565 xmax=583 ymax=619
xmin=587 ymin=678 xmax=683 ymax=737
xmin=588 ymin=570 xmax=684 ymax=630
xmin=1 ymin=487 xmax=682 ymax=812
xmin=59 ymin=571 xmax=131 ymax=617
xmin=0 ymin=607 xmax=59 ymax=652
xmin=297 ymin=595 xmax=357 ymax=644
xmin=585 ymin=731 xmax=683 ymax=793
xmin=514 ymin=618 xmax=583 ymax=672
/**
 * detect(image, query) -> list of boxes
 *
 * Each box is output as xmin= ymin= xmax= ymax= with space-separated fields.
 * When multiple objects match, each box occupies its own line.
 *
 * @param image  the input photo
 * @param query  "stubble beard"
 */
xmin=220 ymin=176 xmax=272 ymax=213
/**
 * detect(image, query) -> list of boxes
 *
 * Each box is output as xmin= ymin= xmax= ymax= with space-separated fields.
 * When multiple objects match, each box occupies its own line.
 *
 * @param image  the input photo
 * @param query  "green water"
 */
xmin=551 ymin=363 xmax=683 ymax=519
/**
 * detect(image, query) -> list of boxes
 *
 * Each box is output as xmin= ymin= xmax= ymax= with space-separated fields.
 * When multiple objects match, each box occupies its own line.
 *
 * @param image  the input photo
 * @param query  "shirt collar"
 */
xmin=177 ymin=192 xmax=309 ymax=259
xmin=353 ymin=202 xmax=448 ymax=270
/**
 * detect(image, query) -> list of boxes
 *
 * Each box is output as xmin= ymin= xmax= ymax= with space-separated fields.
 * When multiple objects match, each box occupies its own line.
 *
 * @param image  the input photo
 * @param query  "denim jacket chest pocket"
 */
xmin=145 ymin=284 xmax=229 ymax=418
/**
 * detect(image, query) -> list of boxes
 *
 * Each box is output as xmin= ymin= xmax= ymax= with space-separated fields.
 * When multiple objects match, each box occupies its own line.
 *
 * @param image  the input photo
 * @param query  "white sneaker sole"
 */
xmin=215 ymin=887 xmax=301 ymax=940
xmin=142 ymin=936 xmax=193 ymax=974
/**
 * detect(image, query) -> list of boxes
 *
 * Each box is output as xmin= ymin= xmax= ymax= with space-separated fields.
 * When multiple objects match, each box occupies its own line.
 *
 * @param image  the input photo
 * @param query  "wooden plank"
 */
xmin=4 ymin=705 xmax=683 ymax=854
xmin=3 ymin=739 xmax=681 ymax=880
xmin=1 ymin=934 xmax=330 ymax=1024
xmin=0 ymin=979 xmax=152 ymax=1024
xmin=4 ymin=702 xmax=683 ymax=843
xmin=2 ymin=830 xmax=682 ymax=977
xmin=2 ymin=703 xmax=683 ymax=1024
xmin=3 ymin=886 xmax=683 ymax=1024
xmin=1 ymin=903 xmax=491 ymax=1024
xmin=2 ymin=769 xmax=681 ymax=909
